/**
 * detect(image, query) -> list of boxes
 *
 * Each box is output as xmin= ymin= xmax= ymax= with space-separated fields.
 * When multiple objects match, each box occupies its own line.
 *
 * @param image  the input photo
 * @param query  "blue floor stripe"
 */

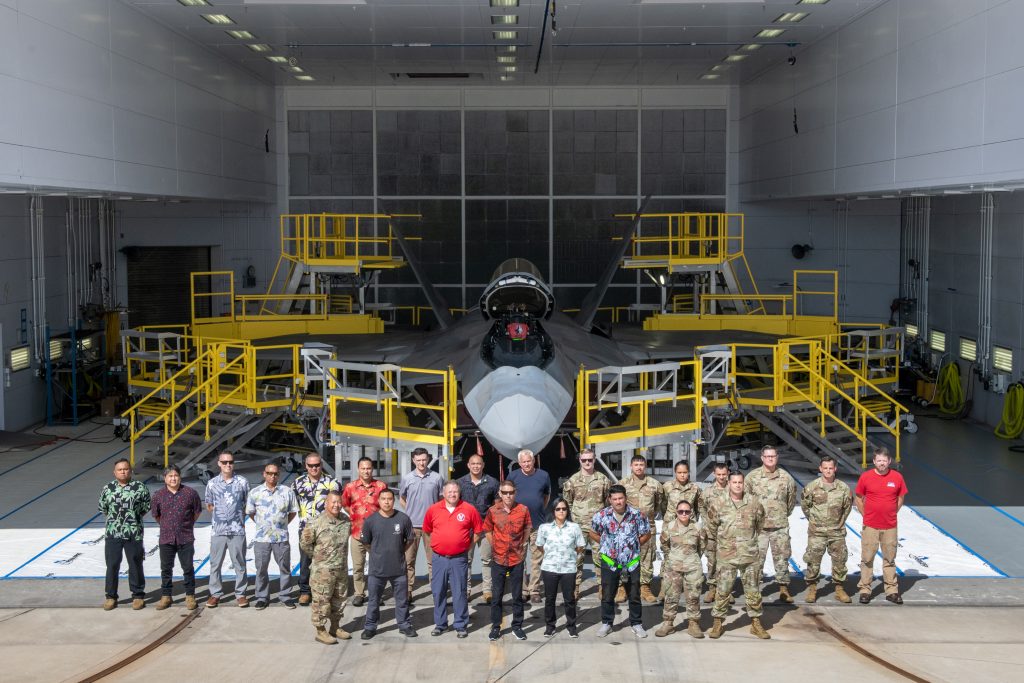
xmin=905 ymin=503 xmax=1008 ymax=578
xmin=3 ymin=513 xmax=102 ymax=578
xmin=901 ymin=452 xmax=1024 ymax=529
xmin=0 ymin=445 xmax=129 ymax=523
xmin=0 ymin=424 xmax=109 ymax=479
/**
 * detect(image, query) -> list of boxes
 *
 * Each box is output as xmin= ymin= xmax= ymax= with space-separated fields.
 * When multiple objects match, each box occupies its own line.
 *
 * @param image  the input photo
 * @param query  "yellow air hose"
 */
xmin=936 ymin=362 xmax=964 ymax=415
xmin=995 ymin=383 xmax=1024 ymax=439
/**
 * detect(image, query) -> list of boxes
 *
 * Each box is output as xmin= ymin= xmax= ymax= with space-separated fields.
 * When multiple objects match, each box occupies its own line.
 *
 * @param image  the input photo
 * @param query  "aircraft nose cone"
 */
xmin=463 ymin=366 xmax=573 ymax=457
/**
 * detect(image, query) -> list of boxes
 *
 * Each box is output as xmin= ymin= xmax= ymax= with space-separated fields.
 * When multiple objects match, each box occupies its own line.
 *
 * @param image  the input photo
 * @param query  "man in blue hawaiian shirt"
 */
xmin=589 ymin=484 xmax=651 ymax=638
xmin=247 ymin=462 xmax=299 ymax=609
xmin=205 ymin=452 xmax=250 ymax=607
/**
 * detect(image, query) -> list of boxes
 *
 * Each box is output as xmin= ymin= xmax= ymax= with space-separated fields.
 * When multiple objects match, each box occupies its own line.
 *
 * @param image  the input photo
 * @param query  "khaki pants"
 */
xmin=858 ymin=525 xmax=899 ymax=595
xmin=350 ymin=538 xmax=368 ymax=598
xmin=404 ymin=528 xmax=432 ymax=595
xmin=755 ymin=527 xmax=792 ymax=585
xmin=523 ymin=529 xmax=544 ymax=597
xmin=467 ymin=534 xmax=492 ymax=594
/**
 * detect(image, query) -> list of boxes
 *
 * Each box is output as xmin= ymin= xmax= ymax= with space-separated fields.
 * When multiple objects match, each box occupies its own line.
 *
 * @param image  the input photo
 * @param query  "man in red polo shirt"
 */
xmin=855 ymin=447 xmax=908 ymax=604
xmin=422 ymin=481 xmax=483 ymax=637
xmin=341 ymin=457 xmax=389 ymax=606
xmin=483 ymin=480 xmax=532 ymax=641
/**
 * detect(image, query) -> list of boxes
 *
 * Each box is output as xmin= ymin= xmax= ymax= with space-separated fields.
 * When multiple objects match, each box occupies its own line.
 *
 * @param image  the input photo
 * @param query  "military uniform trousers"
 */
xmin=713 ymin=560 xmax=763 ymax=619
xmin=803 ymin=532 xmax=848 ymax=584
xmin=661 ymin=563 xmax=703 ymax=622
xmin=310 ymin=566 xmax=348 ymax=629
xmin=704 ymin=536 xmax=718 ymax=587
xmin=858 ymin=525 xmax=899 ymax=595
xmin=755 ymin=526 xmax=792 ymax=585
xmin=575 ymin=524 xmax=602 ymax=591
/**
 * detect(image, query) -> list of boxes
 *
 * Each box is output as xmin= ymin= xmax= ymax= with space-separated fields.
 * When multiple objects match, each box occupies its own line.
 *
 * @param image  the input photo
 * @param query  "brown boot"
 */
xmin=132 ymin=598 xmax=145 ymax=610
xmin=709 ymin=618 xmax=724 ymax=639
xmin=330 ymin=619 xmax=351 ymax=640
xmin=102 ymin=598 xmax=116 ymax=611
xmin=482 ymin=592 xmax=492 ymax=605
xmin=298 ymin=594 xmax=311 ymax=606
xmin=315 ymin=628 xmax=338 ymax=645
xmin=640 ymin=584 xmax=658 ymax=604
xmin=185 ymin=595 xmax=198 ymax=611
xmin=614 ymin=586 xmax=626 ymax=603
xmin=834 ymin=583 xmax=852 ymax=603
xmin=155 ymin=596 xmax=172 ymax=611
xmin=654 ymin=620 xmax=675 ymax=637
xmin=805 ymin=583 xmax=817 ymax=604
xmin=704 ymin=586 xmax=716 ymax=603
xmin=778 ymin=585 xmax=794 ymax=604
xmin=687 ymin=619 xmax=705 ymax=639
xmin=750 ymin=617 xmax=770 ymax=639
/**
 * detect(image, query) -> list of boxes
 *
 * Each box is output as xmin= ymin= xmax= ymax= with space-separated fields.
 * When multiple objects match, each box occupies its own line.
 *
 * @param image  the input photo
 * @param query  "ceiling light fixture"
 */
xmin=288 ymin=66 xmax=304 ymax=73
xmin=491 ymin=15 xmax=518 ymax=25
xmin=177 ymin=0 xmax=210 ymax=6
xmin=491 ymin=0 xmax=519 ymax=7
xmin=496 ymin=56 xmax=516 ymax=64
xmin=741 ymin=43 xmax=762 ymax=51
xmin=502 ymin=65 xmax=517 ymax=72
xmin=295 ymin=75 xmax=315 ymax=81
xmin=266 ymin=55 xmax=288 ymax=63
xmin=201 ymin=14 xmax=234 ymax=25
xmin=724 ymin=54 xmax=748 ymax=62
xmin=756 ymin=28 xmax=785 ymax=38
xmin=247 ymin=44 xmax=271 ymax=53
xmin=498 ymin=45 xmax=517 ymax=53
xmin=700 ymin=74 xmax=720 ymax=80
xmin=493 ymin=30 xmax=517 ymax=40
xmin=798 ymin=0 xmax=830 ymax=5
xmin=499 ymin=75 xmax=515 ymax=81
xmin=774 ymin=12 xmax=808 ymax=23
xmin=226 ymin=30 xmax=254 ymax=39
xmin=710 ymin=65 xmax=729 ymax=72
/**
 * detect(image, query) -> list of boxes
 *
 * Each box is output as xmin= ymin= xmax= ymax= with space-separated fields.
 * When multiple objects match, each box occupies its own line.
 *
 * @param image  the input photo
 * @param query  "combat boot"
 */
xmin=185 ymin=595 xmax=198 ymax=611
xmin=614 ymin=586 xmax=626 ymax=603
xmin=749 ymin=618 xmax=770 ymax=639
xmin=778 ymin=585 xmax=794 ymax=604
xmin=640 ymin=584 xmax=658 ymax=604
xmin=654 ymin=620 xmax=675 ymax=637
xmin=704 ymin=586 xmax=716 ymax=603
xmin=834 ymin=583 xmax=852 ymax=603
xmin=315 ymin=628 xmax=338 ymax=645
xmin=155 ymin=596 xmax=172 ymax=610
xmin=805 ymin=583 xmax=817 ymax=604
xmin=687 ymin=619 xmax=704 ymax=639
xmin=708 ymin=618 xmax=724 ymax=639
xmin=329 ymin=618 xmax=351 ymax=640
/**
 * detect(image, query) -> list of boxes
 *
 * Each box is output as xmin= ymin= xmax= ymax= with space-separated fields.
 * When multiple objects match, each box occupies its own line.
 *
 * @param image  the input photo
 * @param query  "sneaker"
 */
xmin=543 ymin=625 xmax=556 ymax=637
xmin=488 ymin=627 xmax=501 ymax=641
xmin=352 ymin=595 xmax=365 ymax=607
xmin=400 ymin=626 xmax=418 ymax=638
xmin=567 ymin=625 xmax=579 ymax=639
xmin=283 ymin=599 xmax=296 ymax=609
xmin=254 ymin=600 xmax=268 ymax=610
xmin=512 ymin=628 xmax=527 ymax=641
xmin=456 ymin=630 xmax=469 ymax=639
xmin=361 ymin=630 xmax=375 ymax=640
xmin=237 ymin=596 xmax=249 ymax=608
xmin=631 ymin=624 xmax=648 ymax=639
xmin=596 ymin=623 xmax=613 ymax=638
xmin=430 ymin=627 xmax=446 ymax=637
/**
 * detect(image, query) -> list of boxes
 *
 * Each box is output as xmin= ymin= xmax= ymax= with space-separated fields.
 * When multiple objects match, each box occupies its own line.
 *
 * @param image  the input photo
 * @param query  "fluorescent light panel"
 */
xmin=959 ymin=337 xmax=977 ymax=362
xmin=756 ymin=28 xmax=785 ymax=38
xmin=266 ymin=56 xmax=288 ymax=63
xmin=288 ymin=66 xmax=304 ymax=73
xmin=741 ymin=43 xmax=762 ymax=51
xmin=799 ymin=0 xmax=830 ymax=5
xmin=904 ymin=323 xmax=918 ymax=338
xmin=502 ymin=65 xmax=517 ymax=72
xmin=49 ymin=339 xmax=64 ymax=361
xmin=9 ymin=346 xmax=30 ymax=372
xmin=201 ymin=14 xmax=234 ymax=25
xmin=493 ymin=30 xmax=517 ymax=40
xmin=724 ymin=54 xmax=748 ymax=62
xmin=247 ymin=44 xmax=271 ymax=53
xmin=295 ymin=75 xmax=315 ymax=81
xmin=496 ymin=56 xmax=516 ymax=64
xmin=993 ymin=345 xmax=1013 ymax=373
xmin=775 ymin=12 xmax=808 ymax=23
xmin=177 ymin=0 xmax=209 ymax=6
xmin=929 ymin=329 xmax=946 ymax=353
xmin=499 ymin=75 xmax=515 ymax=81
xmin=490 ymin=0 xmax=519 ymax=6
xmin=226 ymin=30 xmax=254 ymax=39
xmin=491 ymin=15 xmax=518 ymax=25
xmin=700 ymin=74 xmax=720 ymax=80
xmin=710 ymin=65 xmax=728 ymax=72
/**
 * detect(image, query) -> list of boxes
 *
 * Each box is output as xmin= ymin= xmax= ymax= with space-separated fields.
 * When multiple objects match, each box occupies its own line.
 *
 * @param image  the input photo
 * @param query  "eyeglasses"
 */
xmin=219 ymin=460 xmax=234 ymax=465
xmin=677 ymin=509 xmax=692 ymax=515
xmin=554 ymin=507 xmax=568 ymax=512
xmin=579 ymin=458 xmax=594 ymax=463
xmin=499 ymin=490 xmax=515 ymax=495
xmin=307 ymin=463 xmax=322 ymax=468
xmin=265 ymin=471 xmax=280 ymax=477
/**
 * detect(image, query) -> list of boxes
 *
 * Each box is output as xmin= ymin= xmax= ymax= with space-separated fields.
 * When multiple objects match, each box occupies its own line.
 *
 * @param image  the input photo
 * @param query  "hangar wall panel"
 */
xmin=0 ymin=0 xmax=276 ymax=202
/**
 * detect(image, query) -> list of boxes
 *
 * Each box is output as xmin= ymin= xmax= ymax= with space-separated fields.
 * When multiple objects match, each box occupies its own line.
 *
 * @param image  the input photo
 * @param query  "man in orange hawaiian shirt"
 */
xmin=342 ymin=457 xmax=389 ymax=606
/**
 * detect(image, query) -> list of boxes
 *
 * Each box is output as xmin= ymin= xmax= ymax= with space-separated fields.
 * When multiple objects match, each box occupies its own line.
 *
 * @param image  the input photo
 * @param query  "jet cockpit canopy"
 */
xmin=480 ymin=258 xmax=554 ymax=320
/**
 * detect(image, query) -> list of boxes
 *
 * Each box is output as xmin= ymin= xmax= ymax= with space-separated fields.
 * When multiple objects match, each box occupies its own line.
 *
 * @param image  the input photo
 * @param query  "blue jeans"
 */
xmin=431 ymin=553 xmax=469 ymax=631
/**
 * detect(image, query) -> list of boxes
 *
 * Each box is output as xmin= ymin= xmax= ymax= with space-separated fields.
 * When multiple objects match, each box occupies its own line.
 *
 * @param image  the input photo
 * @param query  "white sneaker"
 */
xmin=631 ymin=624 xmax=648 ymax=639
xmin=596 ymin=623 xmax=613 ymax=638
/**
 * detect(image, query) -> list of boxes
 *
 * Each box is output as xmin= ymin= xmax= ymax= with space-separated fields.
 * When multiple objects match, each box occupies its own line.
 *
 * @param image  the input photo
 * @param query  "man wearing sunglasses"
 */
xmin=293 ymin=453 xmax=339 ymax=606
xmin=205 ymin=452 xmax=250 ymax=608
xmin=655 ymin=502 xmax=705 ymax=638
xmin=561 ymin=448 xmax=610 ymax=600
xmin=484 ymin=482 xmax=532 ymax=641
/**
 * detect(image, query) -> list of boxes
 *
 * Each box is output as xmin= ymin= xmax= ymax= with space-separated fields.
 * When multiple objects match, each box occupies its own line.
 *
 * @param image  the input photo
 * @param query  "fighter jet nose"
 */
xmin=463 ymin=366 xmax=573 ymax=458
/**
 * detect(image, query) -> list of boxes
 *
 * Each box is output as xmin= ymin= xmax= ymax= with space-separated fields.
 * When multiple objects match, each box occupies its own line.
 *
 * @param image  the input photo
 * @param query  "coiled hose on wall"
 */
xmin=995 ymin=382 xmax=1024 ymax=440
xmin=936 ymin=362 xmax=965 ymax=415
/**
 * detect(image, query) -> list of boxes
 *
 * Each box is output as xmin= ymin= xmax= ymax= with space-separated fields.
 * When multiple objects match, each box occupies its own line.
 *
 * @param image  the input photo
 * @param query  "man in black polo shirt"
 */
xmin=360 ymin=489 xmax=416 ymax=639
xmin=457 ymin=454 xmax=499 ymax=603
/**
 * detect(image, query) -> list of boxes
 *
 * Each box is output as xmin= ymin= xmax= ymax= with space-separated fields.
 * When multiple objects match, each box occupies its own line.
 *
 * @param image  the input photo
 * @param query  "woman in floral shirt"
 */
xmin=535 ymin=499 xmax=586 ymax=637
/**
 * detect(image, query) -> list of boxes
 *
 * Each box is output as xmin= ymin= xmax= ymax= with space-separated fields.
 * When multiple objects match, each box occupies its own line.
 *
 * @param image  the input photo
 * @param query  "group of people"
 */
xmin=98 ymin=442 xmax=907 ymax=642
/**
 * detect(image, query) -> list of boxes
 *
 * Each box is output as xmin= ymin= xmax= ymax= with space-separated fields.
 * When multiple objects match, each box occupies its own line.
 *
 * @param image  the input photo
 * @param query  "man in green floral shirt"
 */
xmin=98 ymin=458 xmax=151 ymax=610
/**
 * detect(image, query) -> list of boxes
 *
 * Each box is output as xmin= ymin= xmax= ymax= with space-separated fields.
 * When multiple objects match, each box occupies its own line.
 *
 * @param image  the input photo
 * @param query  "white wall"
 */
xmin=738 ymin=0 xmax=1024 ymax=200
xmin=0 ymin=0 xmax=276 ymax=202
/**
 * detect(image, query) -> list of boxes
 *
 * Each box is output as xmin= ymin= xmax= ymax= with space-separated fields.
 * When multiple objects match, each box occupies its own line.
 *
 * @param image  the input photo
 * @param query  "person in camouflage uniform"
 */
xmin=801 ymin=455 xmax=853 ymax=604
xmin=655 ymin=499 xmax=705 ymax=639
xmin=662 ymin=460 xmax=702 ymax=522
xmin=618 ymin=454 xmax=663 ymax=603
xmin=704 ymin=471 xmax=770 ymax=639
xmin=702 ymin=461 xmax=731 ymax=603
xmin=744 ymin=445 xmax=797 ymax=603
xmin=299 ymin=491 xmax=352 ymax=645
xmin=561 ymin=448 xmax=610 ymax=598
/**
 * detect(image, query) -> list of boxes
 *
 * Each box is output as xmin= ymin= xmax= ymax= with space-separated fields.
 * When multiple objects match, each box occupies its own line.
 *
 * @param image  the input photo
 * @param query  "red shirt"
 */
xmin=856 ymin=468 xmax=908 ymax=530
xmin=422 ymin=500 xmax=483 ymax=555
xmin=341 ymin=478 xmax=389 ymax=538
xmin=483 ymin=501 xmax=532 ymax=567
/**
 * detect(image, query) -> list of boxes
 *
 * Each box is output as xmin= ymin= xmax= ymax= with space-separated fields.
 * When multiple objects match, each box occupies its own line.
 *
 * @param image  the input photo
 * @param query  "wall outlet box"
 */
xmin=990 ymin=373 xmax=1010 ymax=394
